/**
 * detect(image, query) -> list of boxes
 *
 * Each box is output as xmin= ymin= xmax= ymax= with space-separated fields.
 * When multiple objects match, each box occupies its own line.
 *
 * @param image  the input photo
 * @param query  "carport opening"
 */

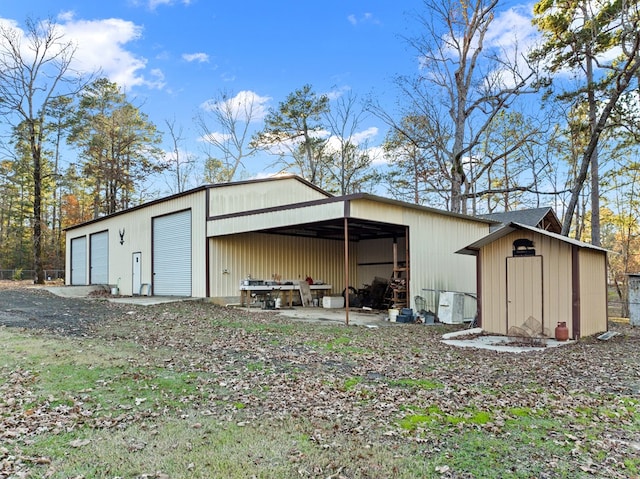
xmin=251 ymin=218 xmax=410 ymax=317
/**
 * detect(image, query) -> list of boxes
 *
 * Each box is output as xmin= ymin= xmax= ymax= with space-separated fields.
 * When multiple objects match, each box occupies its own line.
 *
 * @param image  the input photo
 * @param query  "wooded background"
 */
xmin=1 ymin=1 xmax=639 ymax=312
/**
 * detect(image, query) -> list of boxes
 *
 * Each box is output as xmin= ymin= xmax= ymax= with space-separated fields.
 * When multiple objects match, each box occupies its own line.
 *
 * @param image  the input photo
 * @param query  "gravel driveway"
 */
xmin=0 ymin=283 xmax=125 ymax=335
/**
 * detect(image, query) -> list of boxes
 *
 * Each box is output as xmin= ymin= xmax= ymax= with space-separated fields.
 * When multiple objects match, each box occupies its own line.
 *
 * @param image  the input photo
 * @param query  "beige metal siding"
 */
xmin=209 ymin=232 xmax=356 ymax=302
xmin=65 ymin=190 xmax=207 ymax=296
xmin=480 ymin=230 xmax=573 ymax=336
xmin=579 ymin=249 xmax=608 ymax=336
xmin=357 ymin=237 xmax=404 ymax=284
xmin=406 ymin=208 xmax=486 ymax=313
xmin=350 ymin=198 xmax=488 ymax=312
xmin=208 ymin=202 xmax=345 ymax=237
xmin=208 ymin=178 xmax=330 ymax=216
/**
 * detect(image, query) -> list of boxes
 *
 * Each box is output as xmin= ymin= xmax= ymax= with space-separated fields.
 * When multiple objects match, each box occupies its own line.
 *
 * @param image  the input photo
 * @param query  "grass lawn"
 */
xmin=1 ymin=300 xmax=639 ymax=478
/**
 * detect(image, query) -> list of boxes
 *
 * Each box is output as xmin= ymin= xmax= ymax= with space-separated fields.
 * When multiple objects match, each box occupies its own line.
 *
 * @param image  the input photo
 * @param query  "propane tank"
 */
xmin=555 ymin=321 xmax=569 ymax=341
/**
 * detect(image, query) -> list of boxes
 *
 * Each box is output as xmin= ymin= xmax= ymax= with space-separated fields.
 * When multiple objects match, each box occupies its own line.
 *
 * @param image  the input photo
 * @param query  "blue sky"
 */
xmin=1 ymin=0 xmax=537 ymax=194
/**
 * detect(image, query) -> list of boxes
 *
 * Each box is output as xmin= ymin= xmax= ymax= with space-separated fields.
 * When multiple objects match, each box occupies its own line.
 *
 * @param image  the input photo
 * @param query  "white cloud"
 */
xmin=199 ymin=131 xmax=231 ymax=144
xmin=182 ymin=52 xmax=209 ymax=63
xmin=133 ymin=0 xmax=192 ymax=10
xmin=368 ymin=146 xmax=388 ymax=166
xmin=485 ymin=5 xmax=539 ymax=50
xmin=53 ymin=13 xmax=165 ymax=90
xmin=200 ymin=90 xmax=272 ymax=122
xmin=0 ymin=11 xmax=165 ymax=91
xmin=325 ymin=85 xmax=351 ymax=101
xmin=347 ymin=12 xmax=381 ymax=26
xmin=352 ymin=126 xmax=378 ymax=144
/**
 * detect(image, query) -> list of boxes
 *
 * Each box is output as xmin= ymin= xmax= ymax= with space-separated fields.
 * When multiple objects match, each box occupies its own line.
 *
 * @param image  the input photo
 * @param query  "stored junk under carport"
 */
xmin=457 ymin=222 xmax=608 ymax=340
xmin=65 ymin=175 xmax=492 ymax=318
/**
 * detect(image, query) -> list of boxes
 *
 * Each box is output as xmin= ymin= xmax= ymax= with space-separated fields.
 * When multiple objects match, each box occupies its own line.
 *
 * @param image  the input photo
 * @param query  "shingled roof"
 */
xmin=478 ymin=207 xmax=562 ymax=233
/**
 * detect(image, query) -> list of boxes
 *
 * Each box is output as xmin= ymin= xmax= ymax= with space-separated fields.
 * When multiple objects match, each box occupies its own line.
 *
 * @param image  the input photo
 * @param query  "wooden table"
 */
xmin=239 ymin=284 xmax=332 ymax=307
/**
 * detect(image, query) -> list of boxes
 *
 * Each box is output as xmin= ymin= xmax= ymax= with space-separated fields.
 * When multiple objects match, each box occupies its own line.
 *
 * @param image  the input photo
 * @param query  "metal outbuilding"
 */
xmin=65 ymin=175 xmax=492 ymax=317
xmin=457 ymin=222 xmax=608 ymax=339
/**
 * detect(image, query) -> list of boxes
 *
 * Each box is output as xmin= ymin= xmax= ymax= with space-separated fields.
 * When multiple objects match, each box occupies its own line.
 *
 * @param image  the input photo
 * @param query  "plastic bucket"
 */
xmin=389 ymin=308 xmax=399 ymax=322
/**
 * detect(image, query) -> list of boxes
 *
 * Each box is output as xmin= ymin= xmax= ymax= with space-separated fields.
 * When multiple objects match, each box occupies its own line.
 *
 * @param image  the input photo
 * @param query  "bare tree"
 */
xmin=195 ymin=90 xmax=264 ymax=182
xmin=323 ymin=91 xmax=375 ymax=195
xmin=0 ymin=18 xmax=88 ymax=283
xmin=375 ymin=0 xmax=538 ymax=213
xmin=164 ymin=118 xmax=196 ymax=193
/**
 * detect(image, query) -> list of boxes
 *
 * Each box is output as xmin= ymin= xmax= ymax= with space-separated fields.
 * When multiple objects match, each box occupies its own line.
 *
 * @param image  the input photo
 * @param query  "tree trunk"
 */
xmin=585 ymin=49 xmax=601 ymax=246
xmin=32 ymin=135 xmax=45 ymax=284
xmin=561 ymin=60 xmax=640 ymax=236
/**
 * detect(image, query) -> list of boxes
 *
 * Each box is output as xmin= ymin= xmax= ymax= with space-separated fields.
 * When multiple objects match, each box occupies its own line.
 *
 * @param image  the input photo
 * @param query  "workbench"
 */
xmin=239 ymin=283 xmax=333 ymax=307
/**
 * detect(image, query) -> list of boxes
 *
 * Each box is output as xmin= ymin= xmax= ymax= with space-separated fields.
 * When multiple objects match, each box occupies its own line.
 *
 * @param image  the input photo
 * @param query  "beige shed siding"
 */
xmin=578 ymin=248 xmax=608 ymax=336
xmin=65 ymin=191 xmax=207 ymax=296
xmin=480 ymin=230 xmax=573 ymax=336
xmin=209 ymin=232 xmax=356 ymax=302
xmin=208 ymin=202 xmax=345 ymax=237
xmin=535 ymin=233 xmax=573 ymax=335
xmin=479 ymin=242 xmax=509 ymax=335
xmin=208 ymin=178 xmax=329 ymax=216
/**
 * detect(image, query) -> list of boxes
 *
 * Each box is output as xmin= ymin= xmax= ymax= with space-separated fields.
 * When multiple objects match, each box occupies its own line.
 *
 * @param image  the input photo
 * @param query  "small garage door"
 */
xmin=90 ymin=231 xmax=109 ymax=284
xmin=153 ymin=210 xmax=192 ymax=296
xmin=71 ymin=236 xmax=87 ymax=285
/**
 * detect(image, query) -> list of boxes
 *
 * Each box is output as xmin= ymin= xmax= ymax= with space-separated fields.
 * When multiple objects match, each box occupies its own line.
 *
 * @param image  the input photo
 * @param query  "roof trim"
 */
xmin=456 ymin=222 xmax=609 ymax=255
xmin=209 ymin=191 xmax=497 ymax=225
xmin=64 ymin=174 xmax=331 ymax=231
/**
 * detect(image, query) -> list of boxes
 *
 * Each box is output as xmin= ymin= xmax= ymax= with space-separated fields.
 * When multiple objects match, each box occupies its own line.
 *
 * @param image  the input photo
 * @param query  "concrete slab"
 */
xmin=44 ymin=285 xmax=109 ymax=297
xmin=442 ymin=333 xmax=573 ymax=353
xmin=275 ymin=307 xmax=391 ymax=327
xmin=107 ymin=296 xmax=200 ymax=306
xmin=44 ymin=286 xmax=198 ymax=306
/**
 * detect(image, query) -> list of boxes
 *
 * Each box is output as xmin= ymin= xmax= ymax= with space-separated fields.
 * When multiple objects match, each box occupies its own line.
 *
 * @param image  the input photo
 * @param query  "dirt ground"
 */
xmin=0 ymin=281 xmax=128 ymax=335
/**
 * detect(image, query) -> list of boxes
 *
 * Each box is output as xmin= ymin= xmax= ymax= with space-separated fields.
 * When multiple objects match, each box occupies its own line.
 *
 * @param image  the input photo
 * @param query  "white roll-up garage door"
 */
xmin=90 ymin=231 xmax=109 ymax=284
xmin=153 ymin=210 xmax=192 ymax=296
xmin=71 ymin=236 xmax=87 ymax=285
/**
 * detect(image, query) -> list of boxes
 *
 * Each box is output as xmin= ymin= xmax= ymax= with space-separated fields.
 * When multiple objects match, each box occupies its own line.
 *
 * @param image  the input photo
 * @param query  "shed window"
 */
xmin=513 ymin=238 xmax=535 ymax=256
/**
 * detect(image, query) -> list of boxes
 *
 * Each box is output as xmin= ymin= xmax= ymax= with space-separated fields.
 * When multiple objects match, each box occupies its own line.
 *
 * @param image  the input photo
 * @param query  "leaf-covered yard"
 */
xmin=1 ymin=287 xmax=639 ymax=478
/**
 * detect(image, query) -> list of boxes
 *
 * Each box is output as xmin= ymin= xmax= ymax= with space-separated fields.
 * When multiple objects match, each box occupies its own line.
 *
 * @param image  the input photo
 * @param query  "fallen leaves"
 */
xmin=1 ymin=291 xmax=640 ymax=477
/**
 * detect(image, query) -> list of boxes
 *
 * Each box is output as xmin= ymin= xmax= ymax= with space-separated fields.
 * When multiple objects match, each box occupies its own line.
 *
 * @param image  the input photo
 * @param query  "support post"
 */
xmin=344 ymin=217 xmax=350 ymax=325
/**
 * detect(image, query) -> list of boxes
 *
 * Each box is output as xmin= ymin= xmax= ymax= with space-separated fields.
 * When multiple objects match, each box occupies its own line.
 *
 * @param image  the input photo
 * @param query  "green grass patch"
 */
xmin=398 ymin=405 xmax=492 ymax=431
xmin=342 ymin=376 xmax=364 ymax=391
xmin=306 ymin=335 xmax=370 ymax=354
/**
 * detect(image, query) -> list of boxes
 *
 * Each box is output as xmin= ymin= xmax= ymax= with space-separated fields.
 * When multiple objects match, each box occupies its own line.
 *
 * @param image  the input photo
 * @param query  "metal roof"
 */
xmin=456 ymin=222 xmax=609 ymax=255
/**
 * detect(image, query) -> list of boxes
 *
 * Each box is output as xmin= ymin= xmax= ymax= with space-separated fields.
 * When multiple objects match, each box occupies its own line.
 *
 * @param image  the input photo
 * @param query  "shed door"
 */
xmin=90 ymin=231 xmax=109 ymax=284
xmin=152 ymin=210 xmax=192 ymax=296
xmin=507 ymin=256 xmax=543 ymax=332
xmin=70 ymin=236 xmax=87 ymax=285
